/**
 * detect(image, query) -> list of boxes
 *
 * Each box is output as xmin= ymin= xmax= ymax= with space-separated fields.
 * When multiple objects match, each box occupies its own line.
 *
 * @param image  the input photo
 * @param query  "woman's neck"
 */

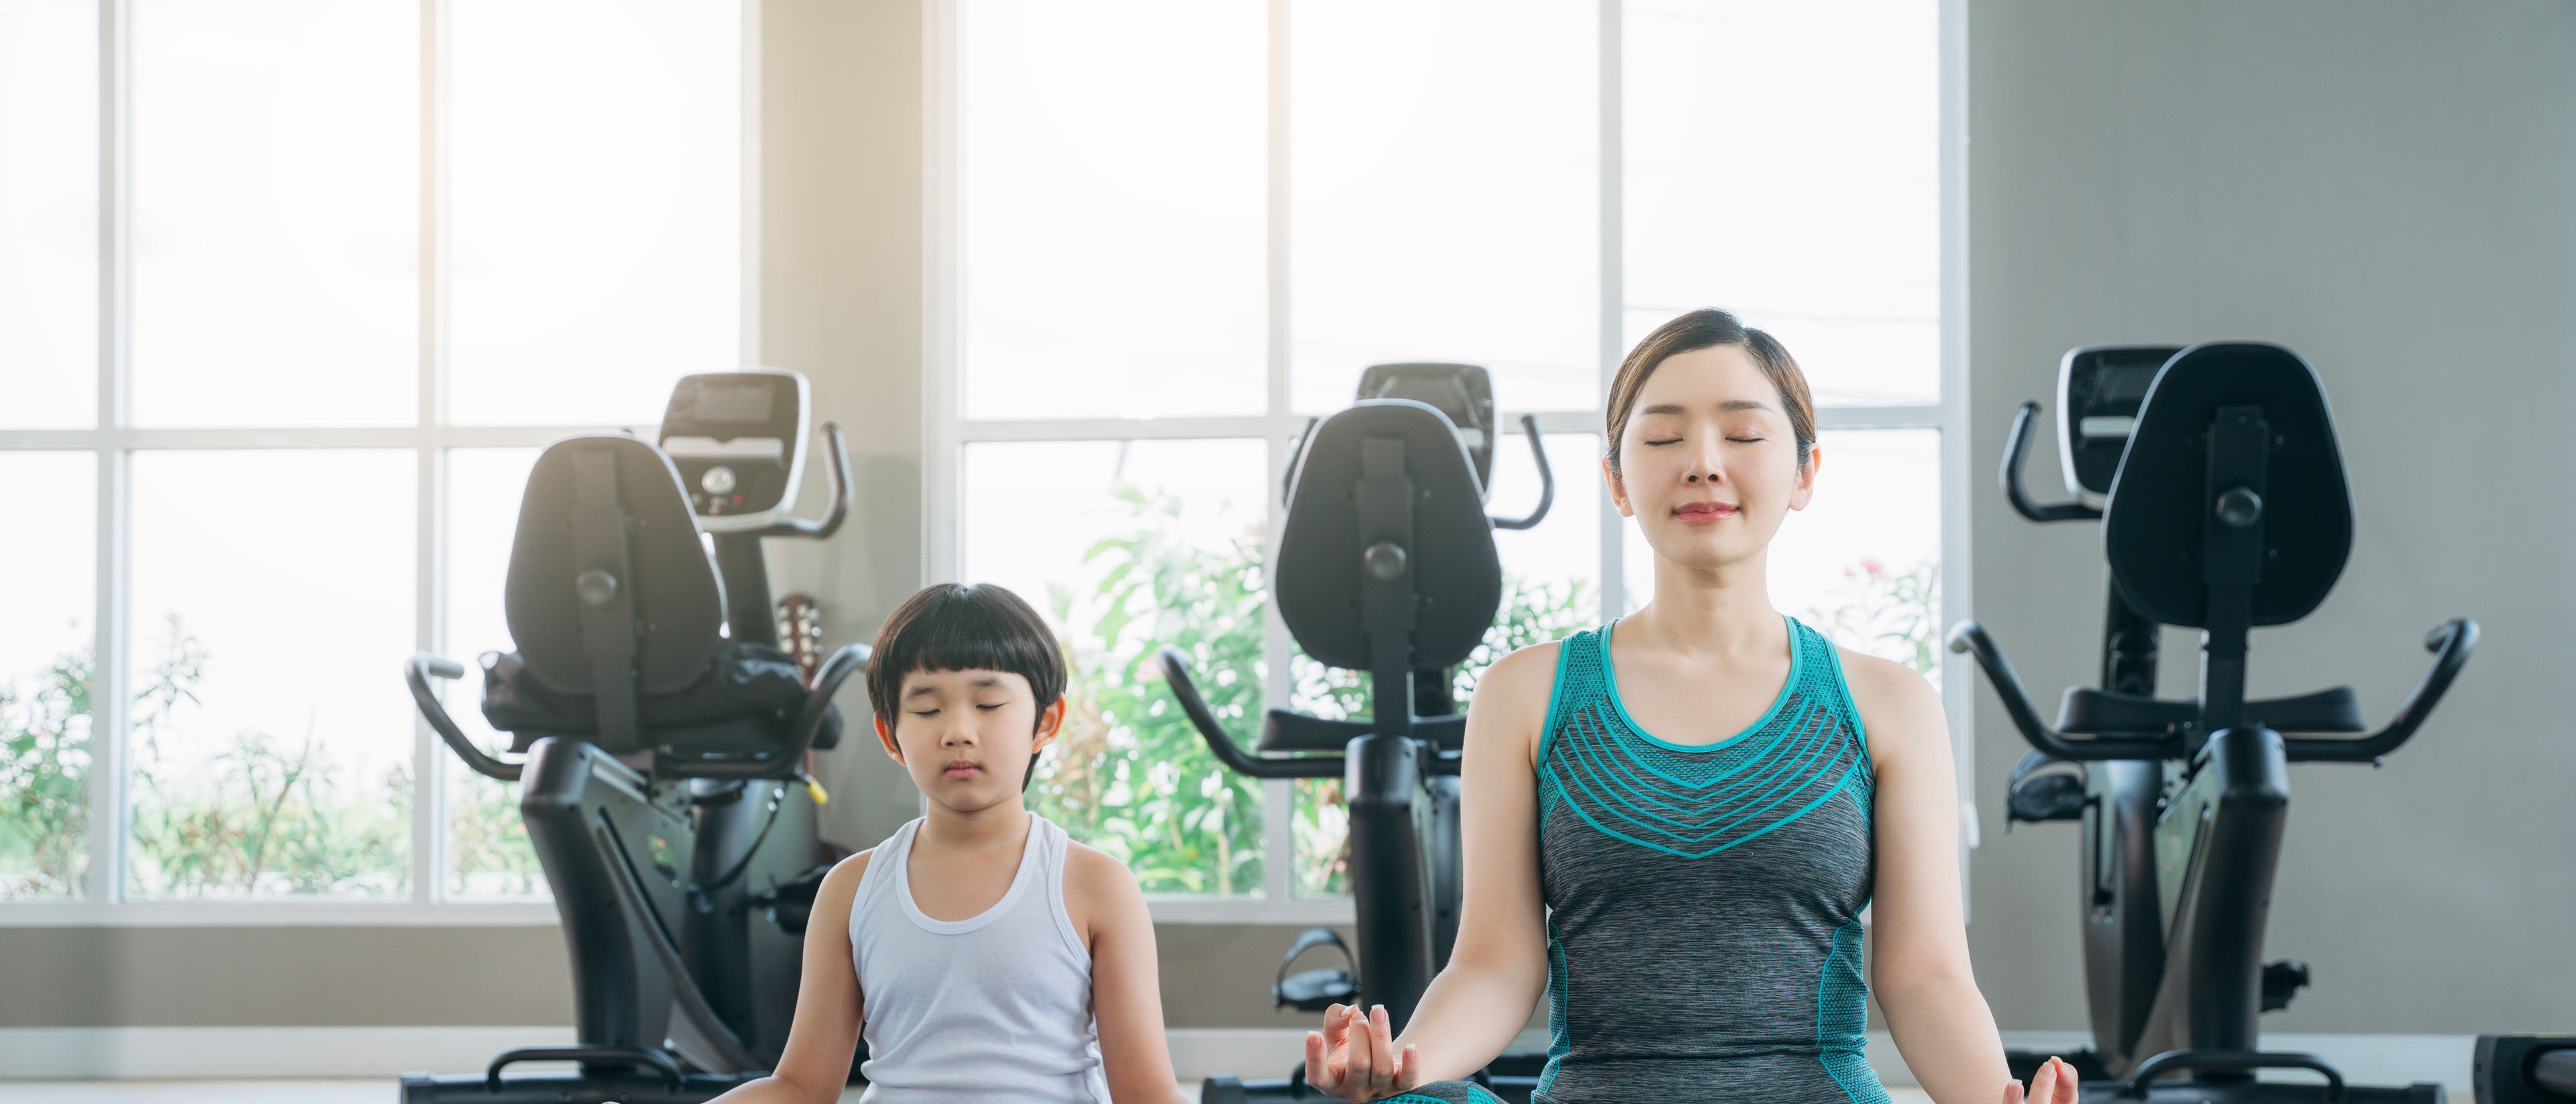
xmin=1627 ymin=547 xmax=1783 ymax=659
xmin=918 ymin=797 xmax=1032 ymax=854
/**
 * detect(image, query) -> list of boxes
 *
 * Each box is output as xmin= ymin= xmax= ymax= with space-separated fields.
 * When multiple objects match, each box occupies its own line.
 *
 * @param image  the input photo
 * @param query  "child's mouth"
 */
xmin=943 ymin=761 xmax=982 ymax=779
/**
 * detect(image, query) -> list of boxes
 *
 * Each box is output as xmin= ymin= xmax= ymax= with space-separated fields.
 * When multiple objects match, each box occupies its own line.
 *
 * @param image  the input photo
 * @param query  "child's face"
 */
xmin=875 ymin=667 xmax=1065 ymax=814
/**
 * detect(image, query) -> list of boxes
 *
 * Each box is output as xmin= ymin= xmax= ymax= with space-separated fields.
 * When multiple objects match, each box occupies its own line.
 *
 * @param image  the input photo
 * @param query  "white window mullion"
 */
xmin=1595 ymin=0 xmax=1624 ymax=624
xmin=1258 ymin=0 xmax=1295 ymax=905
xmin=87 ymin=0 xmax=133 ymax=911
xmin=411 ymin=0 xmax=447 ymax=907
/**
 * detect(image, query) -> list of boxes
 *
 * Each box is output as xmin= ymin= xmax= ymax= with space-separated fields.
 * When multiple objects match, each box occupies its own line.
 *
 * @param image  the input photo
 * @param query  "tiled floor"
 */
xmin=0 ymin=1081 xmax=1942 ymax=1103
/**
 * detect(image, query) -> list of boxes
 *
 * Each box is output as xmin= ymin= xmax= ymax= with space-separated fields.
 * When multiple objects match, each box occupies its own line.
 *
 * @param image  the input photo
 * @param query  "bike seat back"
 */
xmin=2104 ymin=342 xmax=2353 ymax=629
xmin=492 ymin=434 xmax=835 ymax=763
xmin=1275 ymin=399 xmax=1503 ymax=673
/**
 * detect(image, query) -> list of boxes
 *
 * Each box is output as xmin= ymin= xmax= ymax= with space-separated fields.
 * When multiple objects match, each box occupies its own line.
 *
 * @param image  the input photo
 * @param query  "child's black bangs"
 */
xmin=865 ymin=583 xmax=1067 ymax=725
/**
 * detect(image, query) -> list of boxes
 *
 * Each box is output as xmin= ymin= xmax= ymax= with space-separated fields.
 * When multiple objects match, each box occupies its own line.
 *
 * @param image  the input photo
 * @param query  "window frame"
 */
xmin=0 ymin=0 xmax=762 ymax=926
xmin=923 ymin=0 xmax=1973 ymax=924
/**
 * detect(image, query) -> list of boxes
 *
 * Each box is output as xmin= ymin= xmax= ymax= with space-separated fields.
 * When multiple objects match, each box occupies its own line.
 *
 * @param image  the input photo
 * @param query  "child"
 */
xmin=714 ymin=583 xmax=1190 ymax=1104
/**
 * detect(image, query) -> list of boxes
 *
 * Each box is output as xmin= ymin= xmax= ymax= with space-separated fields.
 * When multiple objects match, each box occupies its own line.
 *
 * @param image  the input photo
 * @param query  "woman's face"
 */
xmin=1607 ymin=343 xmax=1819 ymax=573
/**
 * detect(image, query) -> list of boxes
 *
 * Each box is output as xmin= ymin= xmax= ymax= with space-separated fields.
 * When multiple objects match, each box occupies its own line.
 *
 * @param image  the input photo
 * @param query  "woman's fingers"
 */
xmin=1304 ymin=1030 xmax=1334 ymax=1089
xmin=1397 ymin=1043 xmax=1420 ymax=1089
xmin=1344 ymin=1005 xmax=1377 ymax=1087
xmin=2002 ymin=1080 xmax=2025 ymax=1104
xmin=2051 ymin=1056 xmax=2080 ymax=1104
xmin=2029 ymin=1055 xmax=2071 ymax=1096
xmin=1367 ymin=1005 xmax=1397 ymax=1086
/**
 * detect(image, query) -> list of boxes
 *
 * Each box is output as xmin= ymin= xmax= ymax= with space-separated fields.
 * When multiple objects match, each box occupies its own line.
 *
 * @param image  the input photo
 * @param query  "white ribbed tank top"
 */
xmin=849 ymin=814 xmax=1107 ymax=1103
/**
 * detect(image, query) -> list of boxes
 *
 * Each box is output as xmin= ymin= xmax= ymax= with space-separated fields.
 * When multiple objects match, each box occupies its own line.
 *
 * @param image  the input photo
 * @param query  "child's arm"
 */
xmin=710 ymin=849 xmax=873 ymax=1104
xmin=1065 ymin=842 xmax=1193 ymax=1104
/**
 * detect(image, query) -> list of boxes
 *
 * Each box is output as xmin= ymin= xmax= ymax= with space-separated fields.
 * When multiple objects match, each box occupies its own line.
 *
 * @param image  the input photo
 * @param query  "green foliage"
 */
xmin=1804 ymin=557 xmax=1941 ymax=677
xmin=0 ymin=648 xmax=95 ymax=897
xmin=447 ymin=770 xmax=543 ymax=897
xmin=121 ymin=618 xmax=412 ymax=897
xmin=1030 ymin=487 xmax=1267 ymax=896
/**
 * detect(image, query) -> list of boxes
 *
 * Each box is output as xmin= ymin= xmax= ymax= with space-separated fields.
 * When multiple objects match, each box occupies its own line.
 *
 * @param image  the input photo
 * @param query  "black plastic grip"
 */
xmin=486 ymin=1046 xmax=682 ymax=1092
xmin=1946 ymin=621 xmax=2183 ymax=761
xmin=2002 ymin=402 xmax=2103 ymax=523
xmin=1158 ymin=647 xmax=1344 ymax=779
xmin=2282 ymin=618 xmax=2477 ymax=763
xmin=1489 ymin=415 xmax=1554 ymax=531
xmin=755 ymin=422 xmax=853 ymax=539
xmin=2125 ymin=1049 xmax=2344 ymax=1101
xmin=408 ymin=653 xmax=524 ymax=782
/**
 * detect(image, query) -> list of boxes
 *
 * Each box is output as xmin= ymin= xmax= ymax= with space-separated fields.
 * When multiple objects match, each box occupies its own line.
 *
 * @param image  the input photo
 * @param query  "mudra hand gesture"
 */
xmin=2010 ymin=1055 xmax=2079 ymax=1104
xmin=1305 ymin=1003 xmax=1417 ymax=1101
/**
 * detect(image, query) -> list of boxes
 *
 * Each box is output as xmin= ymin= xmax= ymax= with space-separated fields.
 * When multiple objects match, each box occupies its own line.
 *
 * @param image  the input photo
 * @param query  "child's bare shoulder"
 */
xmin=814 ymin=846 xmax=877 ymax=909
xmin=1061 ymin=839 xmax=1142 ymax=901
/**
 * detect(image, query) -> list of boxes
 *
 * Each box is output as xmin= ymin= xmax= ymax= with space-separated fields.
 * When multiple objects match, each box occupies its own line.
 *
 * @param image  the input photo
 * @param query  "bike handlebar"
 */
xmin=1157 ymin=647 xmax=1344 ymax=779
xmin=2002 ymin=402 xmax=2102 ymax=523
xmin=1948 ymin=618 xmax=2479 ymax=763
xmin=1945 ymin=622 xmax=2180 ymax=760
xmin=752 ymin=423 xmax=853 ymax=539
xmin=1489 ymin=415 xmax=1554 ymax=531
xmin=409 ymin=653 xmax=525 ymax=782
xmin=2282 ymin=618 xmax=2477 ymax=763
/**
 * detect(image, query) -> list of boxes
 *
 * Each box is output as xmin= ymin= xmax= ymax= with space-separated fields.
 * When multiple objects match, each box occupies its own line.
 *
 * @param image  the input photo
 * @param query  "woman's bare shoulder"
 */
xmin=1833 ymin=647 xmax=1946 ymax=757
xmin=1478 ymin=639 xmax=1568 ymax=704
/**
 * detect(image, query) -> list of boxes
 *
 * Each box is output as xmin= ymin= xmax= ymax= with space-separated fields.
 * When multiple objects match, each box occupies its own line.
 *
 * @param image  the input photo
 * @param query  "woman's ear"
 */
xmin=1602 ymin=456 xmax=1633 ymax=518
xmin=1030 ymin=696 xmax=1069 ymax=754
xmin=1788 ymin=443 xmax=1822 ymax=512
xmin=874 ymin=714 xmax=904 ymax=761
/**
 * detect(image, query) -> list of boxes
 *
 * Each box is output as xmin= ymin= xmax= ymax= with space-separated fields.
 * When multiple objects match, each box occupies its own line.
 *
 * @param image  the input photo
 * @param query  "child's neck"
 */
xmin=918 ymin=796 xmax=1032 ymax=854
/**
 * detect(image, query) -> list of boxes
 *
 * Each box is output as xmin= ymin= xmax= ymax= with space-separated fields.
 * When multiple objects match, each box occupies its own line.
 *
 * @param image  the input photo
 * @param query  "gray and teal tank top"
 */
xmin=1525 ymin=616 xmax=1883 ymax=1103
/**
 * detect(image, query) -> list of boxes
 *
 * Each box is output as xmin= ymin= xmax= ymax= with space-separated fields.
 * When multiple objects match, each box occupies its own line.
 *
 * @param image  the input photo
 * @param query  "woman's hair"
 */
xmin=865 ymin=582 xmax=1067 ymax=730
xmin=1603 ymin=308 xmax=1817 ymax=478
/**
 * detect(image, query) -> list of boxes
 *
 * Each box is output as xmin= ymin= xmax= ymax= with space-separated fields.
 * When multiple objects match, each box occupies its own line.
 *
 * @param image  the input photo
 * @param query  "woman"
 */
xmin=1302 ymin=310 xmax=2076 ymax=1104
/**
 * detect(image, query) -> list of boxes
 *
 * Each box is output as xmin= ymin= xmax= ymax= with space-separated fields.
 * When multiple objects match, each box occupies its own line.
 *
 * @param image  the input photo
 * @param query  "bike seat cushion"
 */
xmin=1275 ymin=399 xmax=1503 ymax=673
xmin=2104 ymin=342 xmax=2353 ymax=628
xmin=478 ymin=643 xmax=843 ymax=753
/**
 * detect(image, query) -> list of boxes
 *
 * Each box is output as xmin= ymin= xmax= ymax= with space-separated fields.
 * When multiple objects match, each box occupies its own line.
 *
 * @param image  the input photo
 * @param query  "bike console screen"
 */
xmin=659 ymin=370 xmax=811 ymax=533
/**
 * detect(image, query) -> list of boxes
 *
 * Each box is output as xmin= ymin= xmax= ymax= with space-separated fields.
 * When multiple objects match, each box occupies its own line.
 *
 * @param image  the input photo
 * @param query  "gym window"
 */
xmin=926 ymin=0 xmax=1967 ymax=918
xmin=0 ymin=0 xmax=753 ymax=918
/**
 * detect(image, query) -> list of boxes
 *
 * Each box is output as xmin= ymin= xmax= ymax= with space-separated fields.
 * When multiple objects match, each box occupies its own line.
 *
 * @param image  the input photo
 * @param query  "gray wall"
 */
xmin=1962 ymin=1 xmax=2576 ymax=1033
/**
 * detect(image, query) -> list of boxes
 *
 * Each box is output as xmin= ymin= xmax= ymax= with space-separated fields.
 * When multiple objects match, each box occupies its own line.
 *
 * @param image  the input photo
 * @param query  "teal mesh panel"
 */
xmin=1815 ymin=919 xmax=1888 ymax=1104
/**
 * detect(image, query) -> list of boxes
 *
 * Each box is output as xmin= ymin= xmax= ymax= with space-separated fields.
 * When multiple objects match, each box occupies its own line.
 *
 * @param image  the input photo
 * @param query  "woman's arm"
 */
xmin=1849 ymin=652 xmax=2073 ymax=1104
xmin=1065 ymin=842 xmax=1192 ymax=1104
xmin=710 ymin=850 xmax=872 ymax=1104
xmin=1307 ymin=643 xmax=1558 ymax=1100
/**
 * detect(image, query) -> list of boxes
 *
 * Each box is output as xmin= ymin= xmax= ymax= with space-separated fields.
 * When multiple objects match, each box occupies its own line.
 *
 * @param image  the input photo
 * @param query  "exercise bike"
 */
xmin=1949 ymin=343 xmax=2476 ymax=1103
xmin=1161 ymin=363 xmax=1554 ymax=1104
xmin=402 ymin=368 xmax=869 ymax=1104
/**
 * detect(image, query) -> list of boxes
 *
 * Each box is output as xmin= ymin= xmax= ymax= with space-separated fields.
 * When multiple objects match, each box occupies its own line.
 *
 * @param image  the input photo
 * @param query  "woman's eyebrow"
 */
xmin=1642 ymin=400 xmax=1771 ymax=415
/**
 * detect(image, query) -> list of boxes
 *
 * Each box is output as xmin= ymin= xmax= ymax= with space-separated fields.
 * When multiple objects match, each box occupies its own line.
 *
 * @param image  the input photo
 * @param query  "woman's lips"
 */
xmin=1672 ymin=501 xmax=1739 ymax=526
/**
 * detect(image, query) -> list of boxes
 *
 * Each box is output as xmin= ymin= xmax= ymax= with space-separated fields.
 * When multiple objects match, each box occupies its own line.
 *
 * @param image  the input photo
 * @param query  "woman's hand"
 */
xmin=1303 ymin=1003 xmax=1419 ymax=1102
xmin=2006 ymin=1056 xmax=2079 ymax=1104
